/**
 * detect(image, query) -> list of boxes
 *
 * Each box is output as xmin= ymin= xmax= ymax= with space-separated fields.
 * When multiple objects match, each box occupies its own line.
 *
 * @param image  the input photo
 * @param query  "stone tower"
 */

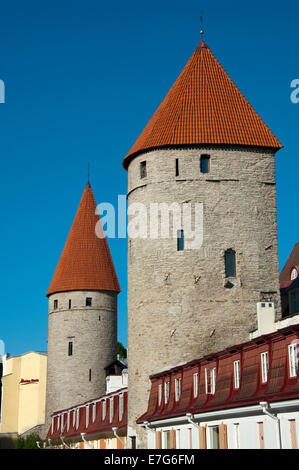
xmin=45 ymin=182 xmax=120 ymax=429
xmin=123 ymin=40 xmax=282 ymax=447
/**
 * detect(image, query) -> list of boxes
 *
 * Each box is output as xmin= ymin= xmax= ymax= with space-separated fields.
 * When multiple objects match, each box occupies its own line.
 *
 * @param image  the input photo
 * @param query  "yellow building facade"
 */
xmin=0 ymin=351 xmax=47 ymax=437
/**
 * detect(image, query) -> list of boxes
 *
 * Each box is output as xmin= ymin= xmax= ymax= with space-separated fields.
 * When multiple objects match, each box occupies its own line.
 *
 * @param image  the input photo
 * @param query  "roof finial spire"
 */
xmin=86 ymin=162 xmax=91 ymax=188
xmin=200 ymin=12 xmax=204 ymax=40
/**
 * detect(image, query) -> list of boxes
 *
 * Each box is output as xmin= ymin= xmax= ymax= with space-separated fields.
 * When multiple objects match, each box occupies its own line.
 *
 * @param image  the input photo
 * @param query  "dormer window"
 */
xmin=205 ymin=367 xmax=216 ymax=395
xmin=234 ymin=360 xmax=240 ymax=389
xmin=164 ymin=381 xmax=170 ymax=404
xmin=158 ymin=383 xmax=162 ymax=406
xmin=261 ymin=352 xmax=269 ymax=383
xmin=193 ymin=373 xmax=199 ymax=398
xmin=175 ymin=378 xmax=181 ymax=401
xmin=291 ymin=268 xmax=298 ymax=281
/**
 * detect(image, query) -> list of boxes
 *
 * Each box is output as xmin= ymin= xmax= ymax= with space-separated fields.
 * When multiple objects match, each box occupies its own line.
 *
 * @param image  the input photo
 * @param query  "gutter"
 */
xmin=260 ymin=401 xmax=282 ymax=449
xmin=112 ymin=427 xmax=126 ymax=448
xmin=141 ymin=421 xmax=155 ymax=433
xmin=60 ymin=435 xmax=71 ymax=449
xmin=81 ymin=433 xmax=93 ymax=449
xmin=186 ymin=413 xmax=200 ymax=428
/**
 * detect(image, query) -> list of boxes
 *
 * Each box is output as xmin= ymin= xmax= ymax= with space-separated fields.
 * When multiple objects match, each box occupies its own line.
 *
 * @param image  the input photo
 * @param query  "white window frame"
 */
xmin=175 ymin=378 xmax=181 ymax=402
xmin=72 ymin=409 xmax=76 ymax=427
xmin=158 ymin=383 xmax=162 ymax=406
xmin=289 ymin=343 xmax=298 ymax=378
xmin=234 ymin=360 xmax=241 ymax=389
xmin=119 ymin=394 xmax=123 ymax=421
xmin=261 ymin=351 xmax=269 ymax=383
xmin=109 ymin=397 xmax=114 ymax=423
xmin=86 ymin=405 xmax=89 ymax=428
xmin=164 ymin=381 xmax=170 ymax=404
xmin=67 ymin=411 xmax=70 ymax=431
xmin=193 ymin=373 xmax=198 ymax=398
xmin=175 ymin=429 xmax=181 ymax=449
xmin=205 ymin=367 xmax=216 ymax=395
xmin=76 ymin=408 xmax=80 ymax=430
xmin=92 ymin=403 xmax=96 ymax=423
xmin=102 ymin=400 xmax=106 ymax=420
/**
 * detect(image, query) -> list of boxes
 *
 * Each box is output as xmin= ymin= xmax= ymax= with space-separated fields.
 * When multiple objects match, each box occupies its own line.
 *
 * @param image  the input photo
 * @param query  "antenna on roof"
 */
xmin=200 ymin=12 xmax=204 ymax=40
xmin=86 ymin=162 xmax=91 ymax=187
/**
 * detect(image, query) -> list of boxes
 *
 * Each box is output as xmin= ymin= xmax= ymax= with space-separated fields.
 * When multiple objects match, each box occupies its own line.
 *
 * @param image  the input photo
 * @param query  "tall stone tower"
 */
xmin=45 ymin=182 xmax=120 ymax=429
xmin=123 ymin=40 xmax=282 ymax=447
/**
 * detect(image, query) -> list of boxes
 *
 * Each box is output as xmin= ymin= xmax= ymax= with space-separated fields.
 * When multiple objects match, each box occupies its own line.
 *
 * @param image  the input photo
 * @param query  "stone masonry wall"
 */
xmin=45 ymin=290 xmax=117 ymax=434
xmin=126 ymin=146 xmax=281 ymax=448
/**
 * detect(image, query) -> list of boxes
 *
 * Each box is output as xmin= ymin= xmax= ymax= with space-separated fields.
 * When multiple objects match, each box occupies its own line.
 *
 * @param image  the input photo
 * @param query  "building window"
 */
xmin=205 ymin=367 xmax=216 ymax=395
xmin=234 ymin=360 xmax=240 ymax=389
xmin=69 ymin=299 xmax=71 ymax=309
xmin=176 ymin=429 xmax=181 ymax=449
xmin=225 ymin=249 xmax=236 ymax=277
xmin=288 ymin=343 xmax=298 ymax=378
xmin=193 ymin=373 xmax=199 ymax=398
xmin=163 ymin=431 xmax=169 ymax=449
xmin=86 ymin=405 xmax=89 ymax=428
xmin=92 ymin=403 xmax=96 ymax=423
xmin=86 ymin=297 xmax=92 ymax=307
xmin=209 ymin=426 xmax=220 ymax=449
xmin=164 ymin=381 xmax=170 ymax=404
xmin=119 ymin=394 xmax=124 ymax=421
xmin=68 ymin=342 xmax=73 ymax=356
xmin=54 ymin=299 xmax=58 ymax=309
xmin=72 ymin=409 xmax=76 ymax=427
xmin=140 ymin=161 xmax=147 ymax=178
xmin=102 ymin=400 xmax=106 ymax=420
xmin=158 ymin=383 xmax=162 ymax=406
xmin=291 ymin=268 xmax=298 ymax=281
xmin=89 ymin=369 xmax=92 ymax=382
xmin=234 ymin=423 xmax=240 ymax=449
xmin=175 ymin=158 xmax=179 ymax=177
xmin=290 ymin=291 xmax=299 ymax=314
xmin=109 ymin=397 xmax=114 ymax=423
xmin=175 ymin=378 xmax=181 ymax=402
xmin=177 ymin=230 xmax=184 ymax=251
xmin=261 ymin=352 xmax=269 ymax=383
xmin=200 ymin=155 xmax=210 ymax=174
xmin=76 ymin=409 xmax=79 ymax=430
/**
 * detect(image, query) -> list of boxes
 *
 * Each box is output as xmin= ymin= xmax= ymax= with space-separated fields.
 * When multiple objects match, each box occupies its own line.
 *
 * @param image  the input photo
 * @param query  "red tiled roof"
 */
xmin=280 ymin=243 xmax=299 ymax=288
xmin=46 ymin=388 xmax=128 ymax=442
xmin=46 ymin=183 xmax=120 ymax=296
xmin=137 ymin=325 xmax=299 ymax=424
xmin=123 ymin=40 xmax=282 ymax=169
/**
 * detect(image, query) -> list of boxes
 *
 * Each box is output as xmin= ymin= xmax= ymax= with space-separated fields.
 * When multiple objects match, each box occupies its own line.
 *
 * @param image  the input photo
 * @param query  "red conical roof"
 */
xmin=123 ymin=40 xmax=282 ymax=169
xmin=47 ymin=183 xmax=120 ymax=296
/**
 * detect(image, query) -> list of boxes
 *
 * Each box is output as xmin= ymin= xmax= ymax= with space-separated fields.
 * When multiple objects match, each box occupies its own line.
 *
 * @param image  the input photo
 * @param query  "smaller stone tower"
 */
xmin=45 ymin=182 xmax=120 ymax=429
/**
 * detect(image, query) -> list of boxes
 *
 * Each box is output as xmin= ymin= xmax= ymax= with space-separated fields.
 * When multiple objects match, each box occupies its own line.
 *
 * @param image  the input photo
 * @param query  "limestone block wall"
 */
xmin=126 ymin=146 xmax=281 ymax=448
xmin=45 ymin=290 xmax=117 ymax=431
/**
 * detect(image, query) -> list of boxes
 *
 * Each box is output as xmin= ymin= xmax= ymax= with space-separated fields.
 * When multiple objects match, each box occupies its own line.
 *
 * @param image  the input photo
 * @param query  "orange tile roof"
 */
xmin=123 ymin=40 xmax=282 ymax=169
xmin=46 ymin=183 xmax=120 ymax=296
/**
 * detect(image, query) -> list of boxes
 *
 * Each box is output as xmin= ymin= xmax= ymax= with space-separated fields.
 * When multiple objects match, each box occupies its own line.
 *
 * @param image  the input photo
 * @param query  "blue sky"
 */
xmin=0 ymin=0 xmax=298 ymax=356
